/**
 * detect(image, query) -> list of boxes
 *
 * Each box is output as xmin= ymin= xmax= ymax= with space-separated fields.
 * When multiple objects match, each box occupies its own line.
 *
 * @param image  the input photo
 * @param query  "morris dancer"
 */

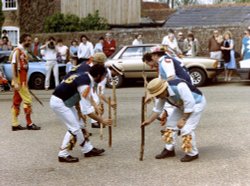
xmin=50 ymin=64 xmax=112 ymax=163
xmin=142 ymin=78 xmax=206 ymax=162
xmin=11 ymin=33 xmax=41 ymax=131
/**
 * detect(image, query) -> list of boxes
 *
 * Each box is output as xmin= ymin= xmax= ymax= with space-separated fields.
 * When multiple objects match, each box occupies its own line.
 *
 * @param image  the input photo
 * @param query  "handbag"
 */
xmin=56 ymin=53 xmax=63 ymax=63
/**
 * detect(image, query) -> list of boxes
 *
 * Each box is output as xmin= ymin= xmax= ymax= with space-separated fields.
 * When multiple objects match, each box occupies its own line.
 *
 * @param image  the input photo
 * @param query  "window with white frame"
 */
xmin=2 ymin=26 xmax=20 ymax=47
xmin=2 ymin=0 xmax=18 ymax=11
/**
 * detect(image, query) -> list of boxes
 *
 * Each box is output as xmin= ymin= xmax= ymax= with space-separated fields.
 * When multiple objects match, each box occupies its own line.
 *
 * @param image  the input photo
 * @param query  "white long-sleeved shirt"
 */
xmin=77 ymin=41 xmax=94 ymax=59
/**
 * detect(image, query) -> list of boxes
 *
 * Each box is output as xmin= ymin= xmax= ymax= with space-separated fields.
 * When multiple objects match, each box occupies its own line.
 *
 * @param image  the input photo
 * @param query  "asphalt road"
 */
xmin=0 ymin=79 xmax=250 ymax=186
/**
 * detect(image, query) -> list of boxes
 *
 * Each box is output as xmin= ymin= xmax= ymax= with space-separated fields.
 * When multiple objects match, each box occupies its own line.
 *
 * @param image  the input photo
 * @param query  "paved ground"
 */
xmin=0 ymin=78 xmax=250 ymax=186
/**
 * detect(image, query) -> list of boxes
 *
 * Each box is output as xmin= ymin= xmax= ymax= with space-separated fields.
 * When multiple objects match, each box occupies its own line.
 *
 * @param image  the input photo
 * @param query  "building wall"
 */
xmin=19 ymin=0 xmax=61 ymax=33
xmin=61 ymin=0 xmax=141 ymax=25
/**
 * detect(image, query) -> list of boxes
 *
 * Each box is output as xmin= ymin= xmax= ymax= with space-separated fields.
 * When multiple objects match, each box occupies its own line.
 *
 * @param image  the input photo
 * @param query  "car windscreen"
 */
xmin=28 ymin=52 xmax=42 ymax=62
xmin=120 ymin=47 xmax=143 ymax=58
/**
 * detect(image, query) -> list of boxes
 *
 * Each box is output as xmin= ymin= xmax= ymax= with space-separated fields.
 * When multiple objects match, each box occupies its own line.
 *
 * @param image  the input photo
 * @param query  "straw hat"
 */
xmin=145 ymin=78 xmax=168 ymax=101
xmin=110 ymin=63 xmax=124 ymax=75
xmin=92 ymin=52 xmax=107 ymax=64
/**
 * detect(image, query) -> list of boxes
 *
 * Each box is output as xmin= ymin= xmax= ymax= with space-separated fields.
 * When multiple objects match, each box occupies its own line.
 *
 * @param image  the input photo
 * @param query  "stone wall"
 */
xmin=34 ymin=25 xmax=246 ymax=57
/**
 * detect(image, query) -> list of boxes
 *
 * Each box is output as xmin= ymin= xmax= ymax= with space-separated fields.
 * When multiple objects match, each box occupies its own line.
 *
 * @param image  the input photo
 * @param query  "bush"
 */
xmin=44 ymin=11 xmax=109 ymax=33
xmin=80 ymin=10 xmax=109 ymax=31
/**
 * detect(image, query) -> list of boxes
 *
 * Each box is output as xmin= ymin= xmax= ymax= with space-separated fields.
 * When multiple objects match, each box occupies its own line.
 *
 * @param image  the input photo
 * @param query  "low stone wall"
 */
xmin=35 ymin=25 xmax=245 ymax=58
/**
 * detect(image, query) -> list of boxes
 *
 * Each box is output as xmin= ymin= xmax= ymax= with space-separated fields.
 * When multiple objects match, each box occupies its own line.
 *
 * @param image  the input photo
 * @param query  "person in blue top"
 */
xmin=241 ymin=29 xmax=250 ymax=60
xmin=142 ymin=78 xmax=206 ymax=162
xmin=50 ymin=64 xmax=112 ymax=163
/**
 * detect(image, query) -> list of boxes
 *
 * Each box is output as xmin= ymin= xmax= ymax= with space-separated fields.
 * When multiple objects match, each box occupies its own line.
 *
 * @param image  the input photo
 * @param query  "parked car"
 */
xmin=0 ymin=51 xmax=66 ymax=89
xmin=237 ymin=59 xmax=250 ymax=80
xmin=105 ymin=44 xmax=222 ymax=87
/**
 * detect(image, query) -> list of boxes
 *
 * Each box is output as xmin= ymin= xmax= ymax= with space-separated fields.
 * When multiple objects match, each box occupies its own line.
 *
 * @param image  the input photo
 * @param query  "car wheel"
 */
xmin=106 ymin=75 xmax=123 ymax=88
xmin=29 ymin=73 xmax=45 ymax=90
xmin=189 ymin=68 xmax=207 ymax=87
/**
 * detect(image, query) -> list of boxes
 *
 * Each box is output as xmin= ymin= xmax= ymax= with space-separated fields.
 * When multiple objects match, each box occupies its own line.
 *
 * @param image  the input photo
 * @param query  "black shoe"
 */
xmin=180 ymin=154 xmax=199 ymax=162
xmin=91 ymin=122 xmax=100 ymax=128
xmin=155 ymin=148 xmax=175 ymax=159
xmin=84 ymin=147 xmax=105 ymax=157
xmin=58 ymin=155 xmax=79 ymax=163
xmin=12 ymin=125 xmax=26 ymax=131
xmin=27 ymin=123 xmax=41 ymax=130
xmin=91 ymin=122 xmax=105 ymax=128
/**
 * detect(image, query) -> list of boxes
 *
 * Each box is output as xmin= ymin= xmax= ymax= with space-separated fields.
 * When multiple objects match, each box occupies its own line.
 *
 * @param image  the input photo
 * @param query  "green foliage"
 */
xmin=64 ymin=14 xmax=80 ymax=32
xmin=80 ymin=10 xmax=109 ymax=31
xmin=44 ymin=10 xmax=109 ymax=33
xmin=45 ymin=13 xmax=65 ymax=33
xmin=0 ymin=1 xmax=5 ymax=33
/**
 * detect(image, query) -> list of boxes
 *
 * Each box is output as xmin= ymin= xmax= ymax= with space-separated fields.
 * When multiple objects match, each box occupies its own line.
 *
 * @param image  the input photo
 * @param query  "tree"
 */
xmin=175 ymin=0 xmax=198 ymax=6
xmin=0 ymin=1 xmax=5 ymax=36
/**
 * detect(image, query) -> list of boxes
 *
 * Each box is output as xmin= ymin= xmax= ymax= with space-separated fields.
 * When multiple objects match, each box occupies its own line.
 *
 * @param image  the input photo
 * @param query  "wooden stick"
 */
xmin=98 ymin=86 xmax=103 ymax=140
xmin=112 ymin=80 xmax=117 ymax=127
xmin=140 ymin=96 xmax=145 ymax=161
xmin=108 ymin=96 xmax=112 ymax=147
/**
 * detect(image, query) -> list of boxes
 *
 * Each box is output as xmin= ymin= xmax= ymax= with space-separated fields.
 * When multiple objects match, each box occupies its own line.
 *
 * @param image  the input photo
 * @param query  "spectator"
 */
xmin=1 ymin=30 xmax=8 ymax=38
xmin=77 ymin=35 xmax=94 ymax=64
xmin=221 ymin=31 xmax=236 ymax=82
xmin=31 ymin=37 xmax=42 ymax=57
xmin=69 ymin=39 xmax=78 ymax=57
xmin=208 ymin=30 xmax=223 ymax=61
xmin=177 ymin=32 xmax=185 ymax=53
xmin=40 ymin=36 xmax=59 ymax=90
xmin=103 ymin=32 xmax=116 ymax=57
xmin=94 ymin=36 xmax=104 ymax=53
xmin=162 ymin=30 xmax=182 ymax=55
xmin=2 ymin=36 xmax=12 ymax=51
xmin=241 ymin=29 xmax=250 ymax=60
xmin=132 ymin=34 xmax=143 ymax=45
xmin=56 ymin=38 xmax=68 ymax=64
xmin=0 ymin=39 xmax=3 ymax=51
xmin=183 ymin=33 xmax=199 ymax=57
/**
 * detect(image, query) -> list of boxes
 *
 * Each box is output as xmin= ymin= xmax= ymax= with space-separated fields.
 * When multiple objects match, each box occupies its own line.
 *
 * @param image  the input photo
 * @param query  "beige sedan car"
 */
xmin=106 ymin=44 xmax=222 ymax=87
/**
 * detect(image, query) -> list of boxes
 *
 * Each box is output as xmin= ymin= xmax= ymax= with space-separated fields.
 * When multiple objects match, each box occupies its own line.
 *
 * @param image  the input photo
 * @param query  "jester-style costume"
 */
xmin=11 ymin=46 xmax=40 ymax=131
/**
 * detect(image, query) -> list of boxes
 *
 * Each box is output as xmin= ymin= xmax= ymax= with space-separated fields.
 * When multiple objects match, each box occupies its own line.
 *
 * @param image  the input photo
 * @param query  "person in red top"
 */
xmin=103 ymin=32 xmax=116 ymax=57
xmin=11 ymin=33 xmax=41 ymax=131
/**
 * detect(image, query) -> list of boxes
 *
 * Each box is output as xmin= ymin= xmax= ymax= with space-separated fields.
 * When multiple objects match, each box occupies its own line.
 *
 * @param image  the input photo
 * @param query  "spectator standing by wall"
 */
xmin=2 ymin=36 xmax=12 ymax=51
xmin=221 ymin=31 xmax=236 ymax=82
xmin=40 ymin=36 xmax=59 ymax=90
xmin=132 ymin=34 xmax=143 ymax=45
xmin=69 ymin=39 xmax=78 ymax=57
xmin=162 ymin=31 xmax=182 ymax=55
xmin=183 ymin=33 xmax=199 ymax=57
xmin=103 ymin=32 xmax=116 ymax=57
xmin=56 ymin=39 xmax=68 ymax=64
xmin=208 ymin=30 xmax=223 ymax=61
xmin=77 ymin=35 xmax=94 ymax=64
xmin=94 ymin=36 xmax=104 ymax=53
xmin=31 ymin=37 xmax=42 ymax=57
xmin=177 ymin=32 xmax=185 ymax=53
xmin=241 ymin=29 xmax=250 ymax=60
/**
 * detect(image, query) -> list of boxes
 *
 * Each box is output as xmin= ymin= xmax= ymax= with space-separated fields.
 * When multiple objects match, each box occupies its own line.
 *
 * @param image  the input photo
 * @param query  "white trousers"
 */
xmin=90 ymin=91 xmax=100 ymax=124
xmin=165 ymin=97 xmax=206 ymax=156
xmin=45 ymin=60 xmax=59 ymax=89
xmin=210 ymin=51 xmax=222 ymax=61
xmin=50 ymin=95 xmax=93 ymax=157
